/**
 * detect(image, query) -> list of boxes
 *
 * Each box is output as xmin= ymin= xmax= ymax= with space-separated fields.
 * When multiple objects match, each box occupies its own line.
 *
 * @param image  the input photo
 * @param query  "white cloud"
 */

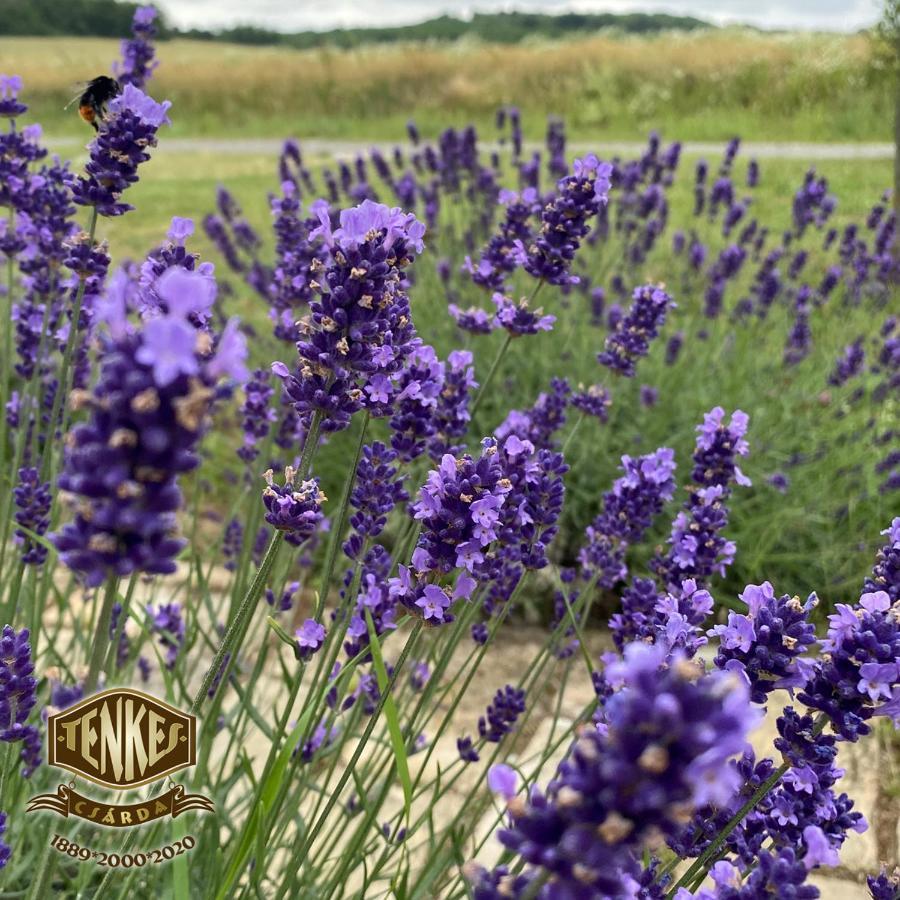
xmin=156 ymin=0 xmax=882 ymax=33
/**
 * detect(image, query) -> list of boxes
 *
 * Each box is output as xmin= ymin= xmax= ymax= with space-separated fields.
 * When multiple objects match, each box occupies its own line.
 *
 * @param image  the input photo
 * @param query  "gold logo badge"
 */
xmin=28 ymin=688 xmax=213 ymax=828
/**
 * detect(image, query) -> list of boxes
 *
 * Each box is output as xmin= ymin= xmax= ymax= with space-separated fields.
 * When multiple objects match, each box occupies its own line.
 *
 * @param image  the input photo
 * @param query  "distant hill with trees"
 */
xmin=0 ymin=0 xmax=712 ymax=44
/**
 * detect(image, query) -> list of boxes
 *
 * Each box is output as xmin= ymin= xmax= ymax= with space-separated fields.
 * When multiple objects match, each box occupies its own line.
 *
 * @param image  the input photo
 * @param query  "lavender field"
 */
xmin=0 ymin=5 xmax=898 ymax=900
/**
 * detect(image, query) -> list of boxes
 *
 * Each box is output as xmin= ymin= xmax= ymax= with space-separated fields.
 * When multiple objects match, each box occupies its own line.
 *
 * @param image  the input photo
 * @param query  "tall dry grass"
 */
xmin=0 ymin=29 xmax=887 ymax=140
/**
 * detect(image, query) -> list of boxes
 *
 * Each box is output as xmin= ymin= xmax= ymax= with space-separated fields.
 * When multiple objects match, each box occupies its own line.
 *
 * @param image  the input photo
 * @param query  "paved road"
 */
xmin=47 ymin=136 xmax=894 ymax=160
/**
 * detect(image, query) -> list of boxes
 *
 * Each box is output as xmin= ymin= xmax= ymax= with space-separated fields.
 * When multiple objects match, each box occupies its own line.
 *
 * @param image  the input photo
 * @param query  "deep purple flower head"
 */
xmin=295 ymin=619 xmax=326 ymax=660
xmin=867 ymin=867 xmax=900 ymax=899
xmin=0 ymin=811 xmax=9 ymax=869
xmin=524 ymin=155 xmax=612 ymax=285
xmin=112 ymin=5 xmax=160 ymax=90
xmin=571 ymin=383 xmax=611 ymax=422
xmin=485 ymin=643 xmax=757 ymax=897
xmin=266 ymin=581 xmax=298 ymax=612
xmin=343 ymin=441 xmax=408 ymax=559
xmin=274 ymin=200 xmax=424 ymax=432
xmin=427 ymin=350 xmax=476 ymax=460
xmin=13 ymin=467 xmax=51 ymax=565
xmin=0 ymin=626 xmax=37 ymax=736
xmin=800 ymin=581 xmax=900 ymax=740
xmin=388 ymin=342 xmax=444 ymax=462
xmin=654 ymin=484 xmax=737 ymax=589
xmin=262 ymin=466 xmax=326 ymax=539
xmin=0 ymin=74 xmax=27 ymax=118
xmin=710 ymin=582 xmax=818 ymax=704
xmin=827 ymin=338 xmax=865 ymax=387
xmin=237 ymin=368 xmax=276 ymax=464
xmin=865 ymin=518 xmax=900 ymax=603
xmin=53 ymin=264 xmax=246 ymax=586
xmin=693 ymin=406 xmax=751 ymax=488
xmin=147 ymin=602 xmax=184 ymax=669
xmin=477 ymin=684 xmax=526 ymax=742
xmin=492 ymin=291 xmax=555 ymax=336
xmin=466 ymin=187 xmax=539 ymax=292
xmin=598 ymin=283 xmax=673 ymax=377
xmin=449 ymin=303 xmax=494 ymax=334
xmin=72 ymin=84 xmax=171 ymax=216
xmin=579 ymin=448 xmax=677 ymax=588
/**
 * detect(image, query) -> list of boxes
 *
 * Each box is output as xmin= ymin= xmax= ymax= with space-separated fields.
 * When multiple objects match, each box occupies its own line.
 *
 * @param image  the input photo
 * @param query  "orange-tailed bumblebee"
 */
xmin=67 ymin=76 xmax=120 ymax=131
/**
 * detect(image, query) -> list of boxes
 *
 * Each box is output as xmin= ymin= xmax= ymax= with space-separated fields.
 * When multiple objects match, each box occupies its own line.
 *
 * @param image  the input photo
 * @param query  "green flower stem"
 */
xmin=469 ymin=329 xmax=512 ymax=418
xmin=39 ymin=204 xmax=99 ymax=481
xmin=470 ymin=277 xmax=546 ymax=421
xmin=190 ymin=530 xmax=284 ymax=716
xmin=313 ymin=411 xmax=369 ymax=620
xmin=290 ymin=621 xmax=422 ymax=862
xmin=102 ymin=572 xmax=139 ymax=677
xmin=83 ymin=573 xmax=120 ymax=693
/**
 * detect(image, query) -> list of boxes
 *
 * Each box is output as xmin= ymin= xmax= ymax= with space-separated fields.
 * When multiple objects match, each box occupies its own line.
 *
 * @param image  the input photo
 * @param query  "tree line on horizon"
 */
xmin=0 ymin=0 xmax=712 ymax=45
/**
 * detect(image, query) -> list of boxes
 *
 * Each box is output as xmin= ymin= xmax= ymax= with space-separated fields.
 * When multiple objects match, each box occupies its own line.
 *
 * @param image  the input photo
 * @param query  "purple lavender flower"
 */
xmin=692 ymin=406 xmax=751 ymax=488
xmin=273 ymin=200 xmax=424 ymax=432
xmin=262 ymin=467 xmax=326 ymax=539
xmin=295 ymin=619 xmax=326 ymax=660
xmin=52 ymin=264 xmax=247 ymax=586
xmin=483 ymin=643 xmax=756 ymax=898
xmin=112 ymin=6 xmax=160 ymax=90
xmin=427 ymin=350 xmax=476 ymax=459
xmin=865 ymin=518 xmax=900 ymax=603
xmin=266 ymin=581 xmax=298 ymax=612
xmin=711 ymin=582 xmax=818 ymax=704
xmin=487 ymin=764 xmax=518 ymax=800
xmin=653 ymin=484 xmax=737 ymax=589
xmin=0 ymin=626 xmax=37 ymax=736
xmin=343 ymin=442 xmax=407 ymax=560
xmin=867 ymin=867 xmax=900 ymax=899
xmin=524 ymin=155 xmax=612 ymax=286
xmin=72 ymin=84 xmax=171 ymax=216
xmin=579 ymin=447 xmax=677 ymax=588
xmin=640 ymin=385 xmax=658 ymax=407
xmin=492 ymin=291 xmax=555 ymax=336
xmin=389 ymin=440 xmax=519 ymax=623
xmin=666 ymin=331 xmax=684 ymax=365
xmin=597 ymin=283 xmax=673 ymax=377
xmin=466 ymin=188 xmax=539 ymax=292
xmin=147 ymin=603 xmax=184 ymax=669
xmin=448 ymin=303 xmax=494 ymax=334
xmin=13 ymin=467 xmax=51 ymax=565
xmin=0 ymin=811 xmax=9 ymax=869
xmin=388 ymin=342 xmax=444 ymax=462
xmin=571 ymin=384 xmax=611 ymax=422
xmin=237 ymin=369 xmax=276 ymax=464
xmin=0 ymin=74 xmax=27 ymax=118
xmin=800 ymin=581 xmax=900 ymax=740
xmin=223 ymin=517 xmax=242 ymax=571
xmin=828 ymin=338 xmax=865 ymax=387
xmin=477 ymin=685 xmax=526 ymax=742
xmin=495 ymin=378 xmax=571 ymax=449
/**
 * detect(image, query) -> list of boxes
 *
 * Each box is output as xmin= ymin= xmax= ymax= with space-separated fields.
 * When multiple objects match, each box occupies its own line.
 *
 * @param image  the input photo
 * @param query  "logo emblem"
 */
xmin=46 ymin=688 xmax=196 ymax=789
xmin=28 ymin=688 xmax=213 ymax=828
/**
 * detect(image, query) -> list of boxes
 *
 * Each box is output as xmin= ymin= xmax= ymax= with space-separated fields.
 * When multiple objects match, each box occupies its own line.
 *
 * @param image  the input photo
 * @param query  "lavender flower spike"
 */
xmin=72 ymin=84 xmax=171 ymax=216
xmin=598 ymin=283 xmax=674 ymax=377
xmin=262 ymin=467 xmax=327 ymax=540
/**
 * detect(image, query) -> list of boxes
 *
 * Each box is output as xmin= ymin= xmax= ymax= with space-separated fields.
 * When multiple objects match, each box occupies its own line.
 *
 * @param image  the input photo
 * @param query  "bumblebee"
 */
xmin=68 ymin=76 xmax=120 ymax=131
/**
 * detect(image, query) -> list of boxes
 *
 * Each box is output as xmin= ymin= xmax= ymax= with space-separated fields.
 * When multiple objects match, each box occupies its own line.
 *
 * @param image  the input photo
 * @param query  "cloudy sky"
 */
xmin=155 ymin=0 xmax=883 ymax=33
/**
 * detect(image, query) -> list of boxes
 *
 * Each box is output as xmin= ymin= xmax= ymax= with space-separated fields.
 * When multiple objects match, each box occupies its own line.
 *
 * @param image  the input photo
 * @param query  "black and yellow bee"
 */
xmin=66 ymin=76 xmax=121 ymax=131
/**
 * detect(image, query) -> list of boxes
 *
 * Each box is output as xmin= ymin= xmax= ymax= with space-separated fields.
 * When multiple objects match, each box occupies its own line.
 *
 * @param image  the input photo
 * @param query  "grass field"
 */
xmin=63 ymin=135 xmax=893 ymax=614
xmin=1 ymin=29 xmax=891 ymax=141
